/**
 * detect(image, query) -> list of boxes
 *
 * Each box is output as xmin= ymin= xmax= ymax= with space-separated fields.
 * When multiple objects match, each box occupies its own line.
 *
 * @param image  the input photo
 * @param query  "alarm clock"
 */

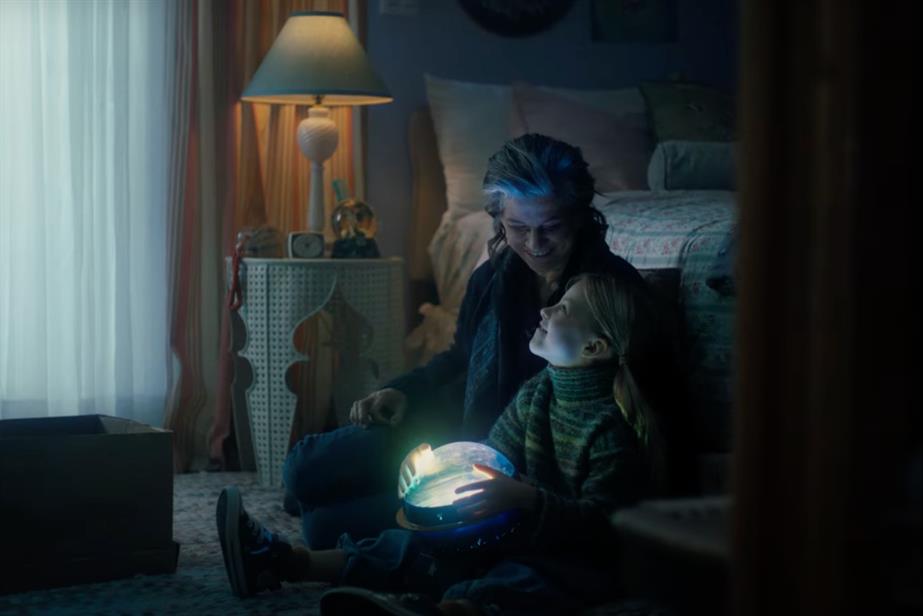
xmin=287 ymin=232 xmax=325 ymax=258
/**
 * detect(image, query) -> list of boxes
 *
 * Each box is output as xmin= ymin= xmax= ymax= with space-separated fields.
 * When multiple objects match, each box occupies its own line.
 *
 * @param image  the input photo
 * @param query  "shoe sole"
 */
xmin=217 ymin=486 xmax=250 ymax=598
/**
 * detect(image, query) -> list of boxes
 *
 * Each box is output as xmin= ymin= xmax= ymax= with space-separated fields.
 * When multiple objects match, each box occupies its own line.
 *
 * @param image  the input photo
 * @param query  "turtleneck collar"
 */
xmin=546 ymin=361 xmax=619 ymax=402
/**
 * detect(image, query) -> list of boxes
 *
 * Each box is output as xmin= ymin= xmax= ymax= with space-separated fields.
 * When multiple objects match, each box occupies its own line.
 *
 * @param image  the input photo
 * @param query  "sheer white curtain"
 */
xmin=0 ymin=1 xmax=178 ymax=426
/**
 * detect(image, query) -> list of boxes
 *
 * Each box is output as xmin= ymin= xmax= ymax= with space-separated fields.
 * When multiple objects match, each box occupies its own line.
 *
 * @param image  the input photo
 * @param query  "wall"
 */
xmin=364 ymin=0 xmax=739 ymax=259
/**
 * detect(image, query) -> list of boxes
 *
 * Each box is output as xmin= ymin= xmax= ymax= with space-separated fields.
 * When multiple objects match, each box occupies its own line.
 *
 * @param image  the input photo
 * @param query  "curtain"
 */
xmin=165 ymin=0 xmax=356 ymax=471
xmin=0 ymin=0 xmax=178 ymax=426
xmin=733 ymin=1 xmax=919 ymax=614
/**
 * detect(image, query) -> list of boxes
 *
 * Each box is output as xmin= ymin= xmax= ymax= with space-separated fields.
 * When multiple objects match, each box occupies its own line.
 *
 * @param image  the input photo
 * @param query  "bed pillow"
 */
xmin=512 ymin=83 xmax=652 ymax=191
xmin=424 ymin=74 xmax=514 ymax=221
xmin=424 ymin=75 xmax=650 ymax=219
xmin=647 ymin=140 xmax=737 ymax=190
xmin=640 ymin=82 xmax=736 ymax=143
xmin=539 ymin=83 xmax=646 ymax=117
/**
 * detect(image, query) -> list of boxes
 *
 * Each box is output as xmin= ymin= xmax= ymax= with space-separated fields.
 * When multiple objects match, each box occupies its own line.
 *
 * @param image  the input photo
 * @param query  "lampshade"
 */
xmin=241 ymin=11 xmax=391 ymax=106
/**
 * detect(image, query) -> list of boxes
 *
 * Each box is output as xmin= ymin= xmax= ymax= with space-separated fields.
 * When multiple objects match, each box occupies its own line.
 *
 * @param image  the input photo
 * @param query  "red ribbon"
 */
xmin=227 ymin=241 xmax=245 ymax=312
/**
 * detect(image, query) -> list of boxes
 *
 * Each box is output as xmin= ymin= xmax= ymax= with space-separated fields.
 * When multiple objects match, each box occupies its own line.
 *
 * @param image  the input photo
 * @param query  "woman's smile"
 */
xmin=500 ymin=197 xmax=576 ymax=276
xmin=525 ymin=247 xmax=553 ymax=259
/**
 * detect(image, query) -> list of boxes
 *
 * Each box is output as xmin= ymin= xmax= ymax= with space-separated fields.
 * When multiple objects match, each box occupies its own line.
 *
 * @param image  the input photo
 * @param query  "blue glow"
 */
xmin=403 ymin=441 xmax=515 ymax=509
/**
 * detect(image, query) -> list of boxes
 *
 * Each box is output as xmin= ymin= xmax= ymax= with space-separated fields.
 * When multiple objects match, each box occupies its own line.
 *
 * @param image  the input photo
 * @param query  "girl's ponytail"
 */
xmin=569 ymin=272 xmax=673 ymax=495
xmin=613 ymin=360 xmax=668 ymax=495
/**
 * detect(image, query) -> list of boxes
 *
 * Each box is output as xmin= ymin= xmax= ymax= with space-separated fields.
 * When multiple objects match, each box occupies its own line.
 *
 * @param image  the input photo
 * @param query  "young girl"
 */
xmin=283 ymin=134 xmax=645 ymax=549
xmin=217 ymin=273 xmax=672 ymax=615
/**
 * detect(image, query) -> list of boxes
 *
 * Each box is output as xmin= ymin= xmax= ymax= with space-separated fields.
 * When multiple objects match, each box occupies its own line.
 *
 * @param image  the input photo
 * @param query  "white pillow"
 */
xmin=424 ymin=74 xmax=513 ymax=221
xmin=537 ymin=83 xmax=646 ymax=117
xmin=647 ymin=141 xmax=737 ymax=190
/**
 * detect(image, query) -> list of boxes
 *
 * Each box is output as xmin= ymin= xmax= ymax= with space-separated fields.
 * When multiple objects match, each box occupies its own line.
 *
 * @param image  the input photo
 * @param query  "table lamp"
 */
xmin=241 ymin=11 xmax=391 ymax=250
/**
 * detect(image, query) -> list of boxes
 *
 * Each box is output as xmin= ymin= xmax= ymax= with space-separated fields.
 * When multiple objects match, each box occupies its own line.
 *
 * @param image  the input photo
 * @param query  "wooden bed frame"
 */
xmin=406 ymin=107 xmax=449 ymax=315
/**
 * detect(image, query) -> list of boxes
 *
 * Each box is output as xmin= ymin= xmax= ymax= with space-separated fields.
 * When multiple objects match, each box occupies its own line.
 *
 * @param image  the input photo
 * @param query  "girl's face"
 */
xmin=529 ymin=279 xmax=610 ymax=367
xmin=500 ymin=196 xmax=576 ymax=278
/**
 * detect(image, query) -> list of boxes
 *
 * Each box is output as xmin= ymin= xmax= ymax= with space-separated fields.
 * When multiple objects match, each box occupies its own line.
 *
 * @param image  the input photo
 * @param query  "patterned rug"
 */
xmin=0 ymin=472 xmax=327 ymax=615
xmin=0 ymin=472 xmax=672 ymax=616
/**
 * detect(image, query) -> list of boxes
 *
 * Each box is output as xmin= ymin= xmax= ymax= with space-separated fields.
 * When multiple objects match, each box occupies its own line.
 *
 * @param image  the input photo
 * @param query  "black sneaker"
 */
xmin=216 ymin=485 xmax=293 ymax=598
xmin=320 ymin=588 xmax=441 ymax=616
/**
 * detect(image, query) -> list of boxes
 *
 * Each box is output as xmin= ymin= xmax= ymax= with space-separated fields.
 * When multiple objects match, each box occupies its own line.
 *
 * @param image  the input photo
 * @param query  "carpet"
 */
xmin=0 ymin=472 xmax=671 ymax=616
xmin=0 ymin=472 xmax=326 ymax=615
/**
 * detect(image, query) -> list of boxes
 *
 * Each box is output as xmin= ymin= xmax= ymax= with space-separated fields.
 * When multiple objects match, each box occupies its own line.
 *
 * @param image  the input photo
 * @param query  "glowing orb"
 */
xmin=401 ymin=441 xmax=515 ymax=528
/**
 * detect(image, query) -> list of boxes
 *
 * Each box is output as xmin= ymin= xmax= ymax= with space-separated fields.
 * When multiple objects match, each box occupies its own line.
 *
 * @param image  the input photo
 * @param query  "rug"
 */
xmin=0 ymin=471 xmax=671 ymax=616
xmin=0 ymin=472 xmax=326 ymax=615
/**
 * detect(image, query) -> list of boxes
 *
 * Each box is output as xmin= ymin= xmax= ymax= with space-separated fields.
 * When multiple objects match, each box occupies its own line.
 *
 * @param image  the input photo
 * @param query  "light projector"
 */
xmin=400 ymin=441 xmax=516 ymax=529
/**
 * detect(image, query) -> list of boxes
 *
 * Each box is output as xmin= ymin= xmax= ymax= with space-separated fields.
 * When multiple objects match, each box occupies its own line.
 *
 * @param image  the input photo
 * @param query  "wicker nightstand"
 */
xmin=227 ymin=257 xmax=406 ymax=486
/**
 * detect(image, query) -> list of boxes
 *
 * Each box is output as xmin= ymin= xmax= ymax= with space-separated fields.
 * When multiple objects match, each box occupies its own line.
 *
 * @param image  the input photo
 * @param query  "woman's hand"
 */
xmin=397 ymin=443 xmax=433 ymax=500
xmin=349 ymin=388 xmax=408 ymax=428
xmin=452 ymin=464 xmax=537 ymax=521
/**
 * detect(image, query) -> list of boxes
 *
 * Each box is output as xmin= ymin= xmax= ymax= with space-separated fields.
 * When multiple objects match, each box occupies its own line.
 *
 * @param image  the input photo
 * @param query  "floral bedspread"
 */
xmin=597 ymin=190 xmax=737 ymax=452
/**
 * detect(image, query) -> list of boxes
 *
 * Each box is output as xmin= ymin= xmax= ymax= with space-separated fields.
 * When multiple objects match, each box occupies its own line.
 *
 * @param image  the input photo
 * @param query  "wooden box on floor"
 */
xmin=0 ymin=415 xmax=179 ymax=594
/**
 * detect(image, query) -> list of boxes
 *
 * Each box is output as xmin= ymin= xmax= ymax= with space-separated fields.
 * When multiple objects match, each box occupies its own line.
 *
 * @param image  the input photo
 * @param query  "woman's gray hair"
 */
xmin=482 ymin=133 xmax=606 ymax=260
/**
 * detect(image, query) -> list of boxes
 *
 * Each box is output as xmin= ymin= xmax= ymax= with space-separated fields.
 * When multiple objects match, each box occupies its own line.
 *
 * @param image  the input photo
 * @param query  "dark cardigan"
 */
xmin=387 ymin=232 xmax=644 ymax=440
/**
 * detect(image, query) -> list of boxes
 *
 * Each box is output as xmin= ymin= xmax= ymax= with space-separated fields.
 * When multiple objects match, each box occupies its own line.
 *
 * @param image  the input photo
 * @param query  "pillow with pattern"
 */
xmin=640 ymin=82 xmax=736 ymax=143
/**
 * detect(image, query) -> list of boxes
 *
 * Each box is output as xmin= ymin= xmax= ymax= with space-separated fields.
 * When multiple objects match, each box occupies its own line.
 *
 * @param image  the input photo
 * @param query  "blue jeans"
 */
xmin=336 ymin=529 xmax=594 ymax=615
xmin=283 ymin=416 xmax=458 ymax=549
xmin=282 ymin=425 xmax=404 ymax=548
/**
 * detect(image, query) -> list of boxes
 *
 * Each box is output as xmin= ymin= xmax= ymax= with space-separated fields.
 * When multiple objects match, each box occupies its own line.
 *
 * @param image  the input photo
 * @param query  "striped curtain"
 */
xmin=165 ymin=0 xmax=355 ymax=471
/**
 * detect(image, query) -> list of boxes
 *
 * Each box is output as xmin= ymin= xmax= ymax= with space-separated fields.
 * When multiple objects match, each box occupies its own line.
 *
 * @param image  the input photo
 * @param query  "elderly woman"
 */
xmin=282 ymin=133 xmax=645 ymax=548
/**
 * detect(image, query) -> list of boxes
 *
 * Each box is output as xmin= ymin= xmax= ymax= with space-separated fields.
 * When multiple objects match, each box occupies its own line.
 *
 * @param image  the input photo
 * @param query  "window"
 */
xmin=0 ymin=1 xmax=177 ymax=424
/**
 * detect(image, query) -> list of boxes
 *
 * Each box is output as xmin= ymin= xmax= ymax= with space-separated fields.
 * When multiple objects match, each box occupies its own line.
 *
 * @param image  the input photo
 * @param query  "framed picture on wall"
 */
xmin=591 ymin=0 xmax=678 ymax=43
xmin=458 ymin=0 xmax=576 ymax=38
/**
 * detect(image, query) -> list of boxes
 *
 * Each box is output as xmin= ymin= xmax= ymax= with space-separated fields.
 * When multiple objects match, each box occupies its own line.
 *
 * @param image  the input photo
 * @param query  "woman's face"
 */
xmin=500 ymin=196 xmax=576 ymax=278
xmin=529 ymin=279 xmax=608 ymax=367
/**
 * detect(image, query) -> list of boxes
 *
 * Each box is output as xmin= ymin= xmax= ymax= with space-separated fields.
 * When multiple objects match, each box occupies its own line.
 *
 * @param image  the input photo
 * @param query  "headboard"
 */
xmin=407 ymin=107 xmax=447 ymax=311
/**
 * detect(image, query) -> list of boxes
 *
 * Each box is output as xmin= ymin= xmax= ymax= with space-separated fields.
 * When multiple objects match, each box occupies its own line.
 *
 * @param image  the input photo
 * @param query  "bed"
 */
xmin=405 ymin=78 xmax=737 ymax=463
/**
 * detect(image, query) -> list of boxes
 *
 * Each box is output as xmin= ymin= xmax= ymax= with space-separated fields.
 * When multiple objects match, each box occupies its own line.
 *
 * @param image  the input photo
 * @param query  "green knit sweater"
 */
xmin=486 ymin=362 xmax=647 ymax=548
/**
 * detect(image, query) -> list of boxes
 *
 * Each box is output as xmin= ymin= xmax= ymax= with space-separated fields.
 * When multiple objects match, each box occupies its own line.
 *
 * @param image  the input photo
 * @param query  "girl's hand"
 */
xmin=452 ymin=464 xmax=537 ymax=520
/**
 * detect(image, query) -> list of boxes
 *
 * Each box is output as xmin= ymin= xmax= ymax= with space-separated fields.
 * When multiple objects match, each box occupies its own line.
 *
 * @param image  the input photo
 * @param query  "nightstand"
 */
xmin=227 ymin=257 xmax=406 ymax=486
xmin=611 ymin=496 xmax=730 ymax=612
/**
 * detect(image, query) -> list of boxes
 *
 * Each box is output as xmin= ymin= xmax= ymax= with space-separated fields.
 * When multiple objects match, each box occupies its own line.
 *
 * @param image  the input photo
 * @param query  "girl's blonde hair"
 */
xmin=568 ymin=273 xmax=671 ymax=493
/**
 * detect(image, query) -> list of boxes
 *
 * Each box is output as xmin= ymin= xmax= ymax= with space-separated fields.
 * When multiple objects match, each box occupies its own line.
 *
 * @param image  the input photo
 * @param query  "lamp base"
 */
xmin=298 ymin=106 xmax=339 ymax=234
